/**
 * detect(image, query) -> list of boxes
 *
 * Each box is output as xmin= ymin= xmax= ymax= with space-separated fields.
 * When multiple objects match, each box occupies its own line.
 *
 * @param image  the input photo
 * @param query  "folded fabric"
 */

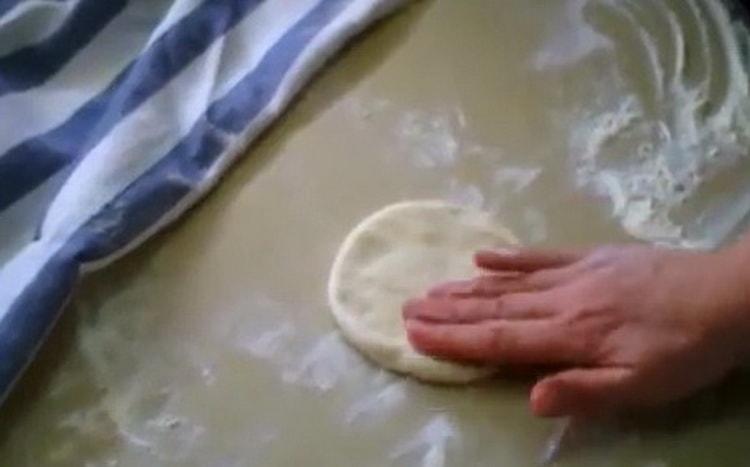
xmin=0 ymin=0 xmax=404 ymax=403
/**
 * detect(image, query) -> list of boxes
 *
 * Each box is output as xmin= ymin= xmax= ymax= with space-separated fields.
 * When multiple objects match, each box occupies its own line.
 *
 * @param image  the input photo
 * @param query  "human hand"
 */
xmin=403 ymin=245 xmax=750 ymax=417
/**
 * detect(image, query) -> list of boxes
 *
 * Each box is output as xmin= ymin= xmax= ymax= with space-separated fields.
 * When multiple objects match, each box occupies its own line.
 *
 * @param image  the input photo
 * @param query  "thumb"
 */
xmin=530 ymin=367 xmax=634 ymax=418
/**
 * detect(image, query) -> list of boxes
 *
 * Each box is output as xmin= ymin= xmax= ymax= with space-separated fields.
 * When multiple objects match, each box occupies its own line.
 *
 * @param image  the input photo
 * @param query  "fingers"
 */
xmin=405 ymin=319 xmax=577 ymax=366
xmin=530 ymin=367 xmax=634 ymax=418
xmin=427 ymin=273 xmax=538 ymax=298
xmin=475 ymin=248 xmax=587 ymax=273
xmin=427 ymin=268 xmax=575 ymax=299
xmin=403 ymin=292 xmax=554 ymax=323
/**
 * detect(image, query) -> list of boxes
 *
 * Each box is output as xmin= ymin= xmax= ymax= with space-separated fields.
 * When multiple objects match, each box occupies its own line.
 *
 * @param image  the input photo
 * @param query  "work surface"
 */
xmin=3 ymin=1 xmax=750 ymax=465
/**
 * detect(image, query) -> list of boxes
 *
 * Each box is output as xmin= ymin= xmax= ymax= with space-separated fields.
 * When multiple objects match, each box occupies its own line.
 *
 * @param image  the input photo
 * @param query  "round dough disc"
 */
xmin=327 ymin=200 xmax=519 ymax=383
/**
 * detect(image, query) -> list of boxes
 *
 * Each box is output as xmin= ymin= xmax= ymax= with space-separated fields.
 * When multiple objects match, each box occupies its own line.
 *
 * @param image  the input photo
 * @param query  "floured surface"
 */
xmin=3 ymin=1 xmax=750 ymax=466
xmin=561 ymin=0 xmax=750 ymax=247
xmin=328 ymin=201 xmax=516 ymax=383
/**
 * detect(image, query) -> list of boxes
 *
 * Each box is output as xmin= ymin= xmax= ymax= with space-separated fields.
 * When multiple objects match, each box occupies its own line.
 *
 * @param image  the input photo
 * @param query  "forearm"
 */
xmin=720 ymin=232 xmax=750 ymax=310
xmin=714 ymin=233 xmax=750 ymax=362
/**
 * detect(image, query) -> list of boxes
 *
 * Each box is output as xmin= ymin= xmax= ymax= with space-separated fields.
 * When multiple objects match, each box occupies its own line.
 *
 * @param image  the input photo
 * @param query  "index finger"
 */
xmin=475 ymin=248 xmax=586 ymax=272
xmin=405 ymin=319 xmax=579 ymax=366
xmin=403 ymin=291 xmax=556 ymax=324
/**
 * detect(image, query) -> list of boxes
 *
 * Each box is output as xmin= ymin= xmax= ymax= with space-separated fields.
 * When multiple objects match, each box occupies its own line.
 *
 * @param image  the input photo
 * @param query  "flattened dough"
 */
xmin=327 ymin=200 xmax=519 ymax=383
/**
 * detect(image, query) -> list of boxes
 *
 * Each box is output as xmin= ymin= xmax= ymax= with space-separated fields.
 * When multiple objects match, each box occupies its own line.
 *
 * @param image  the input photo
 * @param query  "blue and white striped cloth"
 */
xmin=0 ymin=0 xmax=403 ymax=403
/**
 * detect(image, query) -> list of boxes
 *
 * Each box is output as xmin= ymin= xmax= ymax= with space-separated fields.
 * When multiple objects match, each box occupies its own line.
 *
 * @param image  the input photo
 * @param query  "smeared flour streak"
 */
xmin=567 ymin=0 xmax=750 ymax=247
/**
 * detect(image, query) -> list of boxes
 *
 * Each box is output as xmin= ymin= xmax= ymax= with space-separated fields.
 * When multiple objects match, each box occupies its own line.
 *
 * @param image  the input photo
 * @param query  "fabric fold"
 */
xmin=0 ymin=0 xmax=406 ymax=404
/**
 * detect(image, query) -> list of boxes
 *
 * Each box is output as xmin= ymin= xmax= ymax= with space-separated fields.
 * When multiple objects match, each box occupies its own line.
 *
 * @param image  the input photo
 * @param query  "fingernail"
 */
xmin=531 ymin=383 xmax=560 ymax=418
xmin=530 ymin=385 xmax=546 ymax=414
xmin=490 ymin=248 xmax=519 ymax=256
xmin=476 ymin=249 xmax=517 ymax=260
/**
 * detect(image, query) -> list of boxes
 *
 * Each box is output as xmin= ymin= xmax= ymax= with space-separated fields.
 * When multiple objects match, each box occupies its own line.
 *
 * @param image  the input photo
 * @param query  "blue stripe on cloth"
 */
xmin=0 ymin=0 xmax=127 ymax=97
xmin=0 ymin=0 xmax=355 ymax=402
xmin=0 ymin=0 xmax=265 ymax=213
xmin=0 ymin=253 xmax=77 ymax=399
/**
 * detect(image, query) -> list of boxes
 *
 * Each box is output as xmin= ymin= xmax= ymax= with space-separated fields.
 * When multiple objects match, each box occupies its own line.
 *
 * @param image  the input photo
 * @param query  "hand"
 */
xmin=403 ymin=245 xmax=750 ymax=417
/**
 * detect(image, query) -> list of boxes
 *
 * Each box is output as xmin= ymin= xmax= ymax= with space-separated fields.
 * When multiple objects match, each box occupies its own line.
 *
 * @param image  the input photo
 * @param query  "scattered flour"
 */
xmin=281 ymin=332 xmax=358 ymax=392
xmin=492 ymin=167 xmax=542 ymax=194
xmin=390 ymin=415 xmax=460 ymax=467
xmin=398 ymin=110 xmax=460 ymax=168
xmin=565 ymin=0 xmax=750 ymax=248
xmin=533 ymin=0 xmax=613 ymax=70
xmin=344 ymin=380 xmax=408 ymax=425
xmin=445 ymin=180 xmax=485 ymax=209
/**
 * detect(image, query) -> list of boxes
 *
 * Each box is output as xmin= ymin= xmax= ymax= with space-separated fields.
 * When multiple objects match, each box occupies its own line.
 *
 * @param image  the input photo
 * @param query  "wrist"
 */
xmin=721 ymin=237 xmax=750 ymax=309
xmin=713 ymin=240 xmax=750 ymax=364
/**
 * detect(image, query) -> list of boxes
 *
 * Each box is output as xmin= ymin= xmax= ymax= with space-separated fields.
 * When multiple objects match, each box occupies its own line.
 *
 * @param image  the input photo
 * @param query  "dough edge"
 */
xmin=327 ymin=200 xmax=519 ymax=384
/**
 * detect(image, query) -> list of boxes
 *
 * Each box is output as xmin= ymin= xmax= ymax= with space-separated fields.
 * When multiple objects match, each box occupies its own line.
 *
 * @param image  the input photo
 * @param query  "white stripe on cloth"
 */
xmin=83 ymin=0 xmax=408 ymax=274
xmin=0 ymin=0 xmax=316 ymax=325
xmin=0 ymin=0 xmax=406 ymax=383
xmin=0 ymin=0 xmax=174 ymax=157
xmin=39 ymin=0 xmax=317 ymax=246
xmin=80 ymin=0 xmax=408 ymax=275
xmin=0 ymin=0 xmax=317 ymax=325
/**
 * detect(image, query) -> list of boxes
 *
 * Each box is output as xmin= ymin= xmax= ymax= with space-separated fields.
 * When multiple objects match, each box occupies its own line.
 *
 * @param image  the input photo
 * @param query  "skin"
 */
xmin=402 ymin=235 xmax=750 ymax=418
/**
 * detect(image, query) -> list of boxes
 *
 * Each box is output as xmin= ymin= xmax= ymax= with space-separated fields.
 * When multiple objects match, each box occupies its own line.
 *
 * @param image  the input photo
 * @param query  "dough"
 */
xmin=327 ymin=200 xmax=518 ymax=383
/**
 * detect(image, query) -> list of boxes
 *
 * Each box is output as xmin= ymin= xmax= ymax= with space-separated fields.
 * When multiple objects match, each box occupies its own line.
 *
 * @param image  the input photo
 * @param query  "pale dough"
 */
xmin=327 ymin=200 xmax=519 ymax=383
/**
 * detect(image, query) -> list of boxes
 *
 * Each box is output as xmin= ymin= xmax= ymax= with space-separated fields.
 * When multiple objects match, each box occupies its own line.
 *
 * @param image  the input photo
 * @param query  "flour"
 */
xmin=281 ymin=332 xmax=358 ymax=392
xmin=533 ymin=0 xmax=613 ymax=70
xmin=445 ymin=180 xmax=485 ymax=209
xmin=344 ymin=380 xmax=408 ymax=425
xmin=398 ymin=110 xmax=460 ymax=168
xmin=390 ymin=415 xmax=459 ymax=467
xmin=492 ymin=167 xmax=542 ymax=194
xmin=565 ymin=0 xmax=750 ymax=248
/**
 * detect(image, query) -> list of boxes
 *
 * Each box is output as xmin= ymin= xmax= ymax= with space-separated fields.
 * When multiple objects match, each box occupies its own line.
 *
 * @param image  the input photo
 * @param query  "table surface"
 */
xmin=2 ymin=1 xmax=750 ymax=466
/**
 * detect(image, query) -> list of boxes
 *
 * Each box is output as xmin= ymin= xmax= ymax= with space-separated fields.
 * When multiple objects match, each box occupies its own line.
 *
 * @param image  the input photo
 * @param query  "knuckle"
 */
xmin=556 ymin=318 xmax=606 ymax=363
xmin=488 ymin=323 xmax=515 ymax=351
xmin=557 ymin=301 xmax=615 ymax=334
xmin=485 ymin=327 xmax=506 ymax=357
xmin=587 ymin=245 xmax=626 ymax=266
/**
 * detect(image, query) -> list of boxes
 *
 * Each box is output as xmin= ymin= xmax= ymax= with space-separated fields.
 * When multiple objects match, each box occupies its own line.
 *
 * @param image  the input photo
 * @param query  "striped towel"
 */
xmin=0 ymin=0 xmax=404 ymax=403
